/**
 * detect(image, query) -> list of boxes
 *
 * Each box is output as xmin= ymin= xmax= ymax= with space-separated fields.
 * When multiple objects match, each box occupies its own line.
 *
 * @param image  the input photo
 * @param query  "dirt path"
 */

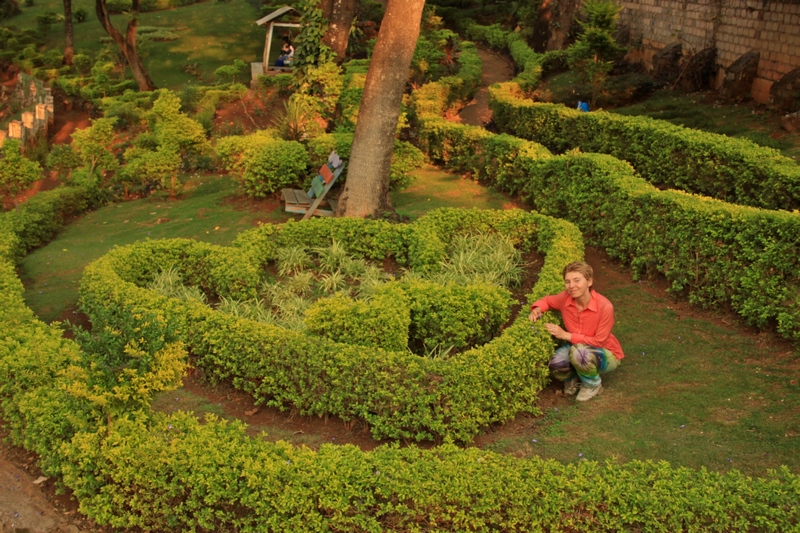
xmin=453 ymin=47 xmax=515 ymax=127
xmin=50 ymin=109 xmax=91 ymax=146
xmin=0 ymin=443 xmax=87 ymax=533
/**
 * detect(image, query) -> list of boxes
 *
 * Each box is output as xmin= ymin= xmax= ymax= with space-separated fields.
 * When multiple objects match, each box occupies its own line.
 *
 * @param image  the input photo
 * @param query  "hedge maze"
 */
xmin=0 ymin=24 xmax=798 ymax=533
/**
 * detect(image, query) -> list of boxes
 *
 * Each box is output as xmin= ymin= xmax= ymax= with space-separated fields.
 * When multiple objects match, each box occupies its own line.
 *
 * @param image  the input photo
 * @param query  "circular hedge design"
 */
xmin=80 ymin=208 xmax=584 ymax=442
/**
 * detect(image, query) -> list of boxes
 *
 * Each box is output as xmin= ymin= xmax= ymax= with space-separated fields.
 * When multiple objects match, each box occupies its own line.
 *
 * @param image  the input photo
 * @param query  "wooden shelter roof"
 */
xmin=255 ymin=5 xmax=298 ymax=26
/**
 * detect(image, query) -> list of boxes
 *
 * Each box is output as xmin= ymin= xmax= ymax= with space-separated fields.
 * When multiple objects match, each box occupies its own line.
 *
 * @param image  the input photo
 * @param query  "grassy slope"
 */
xmin=1 ymin=0 xmax=264 ymax=89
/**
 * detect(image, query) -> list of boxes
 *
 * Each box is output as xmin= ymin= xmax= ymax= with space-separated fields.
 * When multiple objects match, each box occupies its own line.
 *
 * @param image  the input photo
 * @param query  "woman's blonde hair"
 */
xmin=562 ymin=261 xmax=593 ymax=281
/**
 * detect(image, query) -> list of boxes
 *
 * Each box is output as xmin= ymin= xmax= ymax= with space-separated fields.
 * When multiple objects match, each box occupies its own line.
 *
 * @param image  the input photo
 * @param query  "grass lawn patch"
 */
xmin=2 ymin=0 xmax=264 ymax=89
xmin=20 ymin=174 xmax=291 ymax=322
xmin=391 ymin=164 xmax=525 ymax=218
xmin=480 ymin=256 xmax=800 ymax=476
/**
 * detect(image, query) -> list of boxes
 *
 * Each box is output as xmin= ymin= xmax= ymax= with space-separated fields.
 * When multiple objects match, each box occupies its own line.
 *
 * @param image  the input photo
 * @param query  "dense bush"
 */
xmin=489 ymin=82 xmax=800 ymax=211
xmin=305 ymin=283 xmax=410 ymax=352
xmin=237 ymin=139 xmax=309 ymax=197
xmin=414 ymin=79 xmax=800 ymax=344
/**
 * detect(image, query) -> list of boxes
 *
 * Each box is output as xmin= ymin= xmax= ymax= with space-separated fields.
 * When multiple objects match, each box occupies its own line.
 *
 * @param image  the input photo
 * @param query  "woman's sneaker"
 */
xmin=563 ymin=379 xmax=580 ymax=396
xmin=576 ymin=384 xmax=603 ymax=401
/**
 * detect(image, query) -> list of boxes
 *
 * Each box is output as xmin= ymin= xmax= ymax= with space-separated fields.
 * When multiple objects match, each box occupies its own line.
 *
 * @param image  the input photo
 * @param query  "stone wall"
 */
xmin=0 ymin=74 xmax=53 ymax=149
xmin=618 ymin=0 xmax=800 ymax=101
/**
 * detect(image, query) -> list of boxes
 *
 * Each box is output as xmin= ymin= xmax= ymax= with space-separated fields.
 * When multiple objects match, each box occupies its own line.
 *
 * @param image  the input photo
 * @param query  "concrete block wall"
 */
xmin=619 ymin=0 xmax=800 ymax=101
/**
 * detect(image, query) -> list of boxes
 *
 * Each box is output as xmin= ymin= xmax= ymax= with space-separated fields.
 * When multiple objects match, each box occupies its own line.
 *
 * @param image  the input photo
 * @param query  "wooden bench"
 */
xmin=281 ymin=151 xmax=345 ymax=220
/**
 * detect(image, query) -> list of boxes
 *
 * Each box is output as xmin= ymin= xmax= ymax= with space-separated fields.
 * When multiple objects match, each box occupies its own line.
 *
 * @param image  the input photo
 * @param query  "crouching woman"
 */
xmin=529 ymin=262 xmax=624 ymax=401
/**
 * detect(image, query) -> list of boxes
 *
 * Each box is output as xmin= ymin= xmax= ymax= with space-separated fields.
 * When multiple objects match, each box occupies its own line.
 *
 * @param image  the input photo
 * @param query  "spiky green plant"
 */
xmin=438 ymin=233 xmax=523 ymax=288
xmin=277 ymin=245 xmax=312 ymax=276
xmin=314 ymin=239 xmax=349 ymax=273
xmin=341 ymin=257 xmax=368 ymax=280
xmin=288 ymin=271 xmax=316 ymax=295
xmin=148 ymin=265 xmax=207 ymax=303
xmin=318 ymin=270 xmax=347 ymax=294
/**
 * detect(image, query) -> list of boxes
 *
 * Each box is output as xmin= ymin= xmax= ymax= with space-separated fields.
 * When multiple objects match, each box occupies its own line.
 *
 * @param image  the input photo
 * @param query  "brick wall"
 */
xmin=619 ymin=0 xmax=800 ymax=99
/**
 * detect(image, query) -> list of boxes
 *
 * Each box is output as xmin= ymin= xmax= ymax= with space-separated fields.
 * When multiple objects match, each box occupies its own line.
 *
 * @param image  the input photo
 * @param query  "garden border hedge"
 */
xmin=1 ymin=187 xmax=798 ymax=533
xmin=489 ymin=82 xmax=800 ymax=211
xmin=79 ymin=209 xmax=583 ymax=442
xmin=439 ymin=17 xmax=800 ymax=212
xmin=414 ymin=80 xmax=800 ymax=344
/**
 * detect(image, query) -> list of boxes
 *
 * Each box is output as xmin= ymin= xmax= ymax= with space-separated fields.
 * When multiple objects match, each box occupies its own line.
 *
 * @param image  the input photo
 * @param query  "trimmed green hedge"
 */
xmin=79 ymin=209 xmax=583 ymax=442
xmin=2 ymin=184 xmax=799 ymax=532
xmin=414 ymin=81 xmax=800 ymax=344
xmin=489 ymin=82 xmax=800 ymax=211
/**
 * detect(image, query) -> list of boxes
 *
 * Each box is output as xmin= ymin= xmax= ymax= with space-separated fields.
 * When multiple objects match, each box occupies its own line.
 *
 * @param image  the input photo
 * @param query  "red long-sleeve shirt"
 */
xmin=531 ymin=290 xmax=624 ymax=359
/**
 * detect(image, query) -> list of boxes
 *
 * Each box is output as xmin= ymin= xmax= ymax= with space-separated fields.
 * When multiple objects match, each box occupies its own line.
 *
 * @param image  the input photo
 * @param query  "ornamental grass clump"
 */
xmin=436 ymin=232 xmax=523 ymax=288
xmin=147 ymin=266 xmax=207 ymax=303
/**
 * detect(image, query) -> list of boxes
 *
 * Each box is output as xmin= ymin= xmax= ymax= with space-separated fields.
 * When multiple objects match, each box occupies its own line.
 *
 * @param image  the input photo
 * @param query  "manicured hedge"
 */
xmin=489 ymin=82 xmax=800 ymax=211
xmin=414 ymin=81 xmax=800 ymax=344
xmin=79 ymin=209 xmax=583 ymax=442
xmin=2 ymin=185 xmax=799 ymax=532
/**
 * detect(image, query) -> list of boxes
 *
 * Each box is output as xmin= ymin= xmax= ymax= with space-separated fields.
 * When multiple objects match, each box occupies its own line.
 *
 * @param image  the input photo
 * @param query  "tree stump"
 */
xmin=720 ymin=50 xmax=759 ymax=102
xmin=678 ymin=47 xmax=717 ymax=92
xmin=769 ymin=66 xmax=800 ymax=114
xmin=652 ymin=42 xmax=682 ymax=86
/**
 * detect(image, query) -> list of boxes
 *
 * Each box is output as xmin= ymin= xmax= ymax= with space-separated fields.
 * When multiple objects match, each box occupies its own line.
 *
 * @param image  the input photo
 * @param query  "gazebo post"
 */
xmin=264 ymin=22 xmax=275 ymax=67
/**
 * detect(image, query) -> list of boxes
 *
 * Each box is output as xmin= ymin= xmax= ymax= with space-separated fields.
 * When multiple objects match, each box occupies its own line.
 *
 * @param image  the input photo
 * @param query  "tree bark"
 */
xmin=336 ymin=0 xmax=425 ymax=218
xmin=95 ymin=0 xmax=156 ymax=91
xmin=321 ymin=0 xmax=356 ymax=63
xmin=63 ymin=0 xmax=74 ymax=65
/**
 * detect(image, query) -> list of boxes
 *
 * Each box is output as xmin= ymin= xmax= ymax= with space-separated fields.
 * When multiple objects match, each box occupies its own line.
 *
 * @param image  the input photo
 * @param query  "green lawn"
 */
xmin=2 ymin=0 xmax=265 ymax=89
xmin=483 ymin=283 xmax=800 ymax=475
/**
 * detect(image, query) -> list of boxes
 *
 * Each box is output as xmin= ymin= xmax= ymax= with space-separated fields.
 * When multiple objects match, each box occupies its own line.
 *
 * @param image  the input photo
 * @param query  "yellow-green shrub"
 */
xmin=489 ymin=82 xmax=800 ymax=211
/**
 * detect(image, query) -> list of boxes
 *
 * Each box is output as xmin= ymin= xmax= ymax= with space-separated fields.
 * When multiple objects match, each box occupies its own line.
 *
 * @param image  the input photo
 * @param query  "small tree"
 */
xmin=149 ymin=90 xmax=209 ymax=158
xmin=121 ymin=145 xmax=182 ymax=198
xmin=46 ymin=144 xmax=83 ymax=181
xmin=566 ymin=0 xmax=625 ymax=108
xmin=213 ymin=59 xmax=247 ymax=84
xmin=71 ymin=118 xmax=119 ymax=181
xmin=0 ymin=139 xmax=42 ymax=207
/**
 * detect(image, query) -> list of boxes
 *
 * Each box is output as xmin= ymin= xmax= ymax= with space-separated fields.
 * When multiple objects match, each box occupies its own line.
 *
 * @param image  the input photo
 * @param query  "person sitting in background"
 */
xmin=276 ymin=37 xmax=294 ymax=67
xmin=529 ymin=261 xmax=624 ymax=401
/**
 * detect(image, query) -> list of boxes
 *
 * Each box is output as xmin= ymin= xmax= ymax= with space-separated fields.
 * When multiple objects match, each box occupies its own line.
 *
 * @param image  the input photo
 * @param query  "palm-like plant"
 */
xmin=314 ymin=239 xmax=350 ymax=273
xmin=277 ymin=245 xmax=312 ymax=276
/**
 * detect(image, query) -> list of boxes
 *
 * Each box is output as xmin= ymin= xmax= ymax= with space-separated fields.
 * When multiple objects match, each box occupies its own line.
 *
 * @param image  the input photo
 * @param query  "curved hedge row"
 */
xmin=79 ymin=209 xmax=583 ymax=442
xmin=489 ymin=83 xmax=800 ymax=212
xmin=436 ymin=15 xmax=800 ymax=212
xmin=414 ymin=82 xmax=800 ymax=344
xmin=2 ymin=198 xmax=798 ymax=531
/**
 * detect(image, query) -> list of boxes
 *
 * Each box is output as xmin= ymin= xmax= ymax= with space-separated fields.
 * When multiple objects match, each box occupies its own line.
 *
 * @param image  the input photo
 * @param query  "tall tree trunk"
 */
xmin=336 ymin=0 xmax=425 ymax=218
xmin=321 ymin=0 xmax=356 ymax=63
xmin=95 ymin=0 xmax=156 ymax=91
xmin=63 ymin=0 xmax=74 ymax=65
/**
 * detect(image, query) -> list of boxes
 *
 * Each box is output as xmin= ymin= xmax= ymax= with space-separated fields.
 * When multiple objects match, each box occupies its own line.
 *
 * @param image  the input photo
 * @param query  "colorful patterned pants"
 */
xmin=548 ymin=343 xmax=619 ymax=388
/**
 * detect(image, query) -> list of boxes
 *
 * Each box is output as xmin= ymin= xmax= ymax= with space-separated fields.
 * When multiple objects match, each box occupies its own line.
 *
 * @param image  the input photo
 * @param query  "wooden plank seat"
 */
xmin=282 ymin=151 xmax=345 ymax=220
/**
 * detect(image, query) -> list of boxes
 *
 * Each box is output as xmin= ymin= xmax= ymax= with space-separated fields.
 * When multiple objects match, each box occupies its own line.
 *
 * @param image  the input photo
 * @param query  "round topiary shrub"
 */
xmin=239 ymin=140 xmax=309 ymax=197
